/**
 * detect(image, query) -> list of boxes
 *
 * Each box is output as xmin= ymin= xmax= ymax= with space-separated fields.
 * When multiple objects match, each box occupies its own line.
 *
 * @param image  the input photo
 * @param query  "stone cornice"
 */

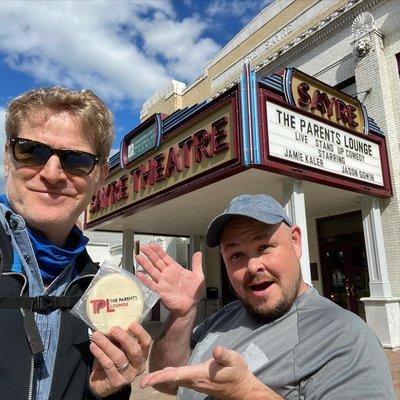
xmin=256 ymin=0 xmax=384 ymax=79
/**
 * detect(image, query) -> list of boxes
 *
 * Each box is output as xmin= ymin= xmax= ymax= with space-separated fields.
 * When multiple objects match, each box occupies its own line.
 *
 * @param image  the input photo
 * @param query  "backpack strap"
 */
xmin=0 ymin=295 xmax=81 ymax=313
xmin=0 ymin=217 xmax=84 ymax=354
xmin=0 ymin=213 xmax=14 ymax=276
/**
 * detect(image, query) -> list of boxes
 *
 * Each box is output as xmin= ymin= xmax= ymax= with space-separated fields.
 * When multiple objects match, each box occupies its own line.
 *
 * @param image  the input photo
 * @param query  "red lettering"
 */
xmin=193 ymin=129 xmax=211 ymax=162
xmin=153 ymin=154 xmax=165 ymax=181
xmin=89 ymin=194 xmax=100 ymax=213
xmin=296 ymin=83 xmax=361 ymax=130
xmin=179 ymin=136 xmax=193 ymax=168
xmin=98 ymin=117 xmax=232 ymax=199
xmin=297 ymin=83 xmax=311 ymax=107
xmin=131 ymin=159 xmax=159 ymax=192
xmin=89 ymin=174 xmax=129 ymax=212
xmin=112 ymin=175 xmax=128 ymax=202
xmin=347 ymin=104 xmax=358 ymax=128
xmin=165 ymin=146 xmax=182 ymax=177
xmin=90 ymin=299 xmax=115 ymax=314
xmin=310 ymin=90 xmax=326 ymax=115
xmin=335 ymin=99 xmax=348 ymax=124
xmin=320 ymin=93 xmax=336 ymax=118
xmin=211 ymin=117 xmax=229 ymax=153
xmin=131 ymin=167 xmax=142 ymax=193
xmin=141 ymin=163 xmax=153 ymax=189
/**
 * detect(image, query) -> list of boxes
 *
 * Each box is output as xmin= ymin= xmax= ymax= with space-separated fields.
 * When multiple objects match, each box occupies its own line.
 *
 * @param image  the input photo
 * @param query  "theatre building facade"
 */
xmin=85 ymin=0 xmax=400 ymax=348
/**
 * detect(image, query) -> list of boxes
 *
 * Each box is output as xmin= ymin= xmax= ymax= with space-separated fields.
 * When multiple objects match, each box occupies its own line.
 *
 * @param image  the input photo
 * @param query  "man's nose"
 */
xmin=247 ymin=256 xmax=266 ymax=274
xmin=38 ymin=155 xmax=67 ymax=183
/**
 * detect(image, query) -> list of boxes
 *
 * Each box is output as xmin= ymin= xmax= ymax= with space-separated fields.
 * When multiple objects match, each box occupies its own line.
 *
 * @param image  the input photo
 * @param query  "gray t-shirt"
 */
xmin=178 ymin=287 xmax=395 ymax=399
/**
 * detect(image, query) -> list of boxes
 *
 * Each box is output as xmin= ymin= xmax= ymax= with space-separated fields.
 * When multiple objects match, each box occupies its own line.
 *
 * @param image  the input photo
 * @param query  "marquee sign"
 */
xmin=267 ymin=101 xmax=383 ymax=186
xmin=283 ymin=68 xmax=368 ymax=135
xmin=86 ymin=95 xmax=239 ymax=227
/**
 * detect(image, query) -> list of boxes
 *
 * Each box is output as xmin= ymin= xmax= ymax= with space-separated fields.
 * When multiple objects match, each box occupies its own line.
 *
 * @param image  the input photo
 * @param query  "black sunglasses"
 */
xmin=10 ymin=137 xmax=100 ymax=176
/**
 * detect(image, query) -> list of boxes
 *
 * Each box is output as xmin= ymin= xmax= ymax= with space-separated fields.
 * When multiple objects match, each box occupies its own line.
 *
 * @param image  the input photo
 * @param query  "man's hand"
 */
xmin=140 ymin=346 xmax=281 ymax=400
xmin=136 ymin=243 xmax=205 ymax=317
xmin=89 ymin=322 xmax=151 ymax=397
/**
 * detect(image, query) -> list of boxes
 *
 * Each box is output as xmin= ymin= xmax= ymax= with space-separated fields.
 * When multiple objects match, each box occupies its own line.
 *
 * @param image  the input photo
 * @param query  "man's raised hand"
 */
xmin=135 ymin=243 xmax=205 ymax=317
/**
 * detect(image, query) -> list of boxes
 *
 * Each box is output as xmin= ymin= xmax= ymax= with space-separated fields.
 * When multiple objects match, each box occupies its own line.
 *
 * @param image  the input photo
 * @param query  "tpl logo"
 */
xmin=90 ymin=299 xmax=115 ymax=314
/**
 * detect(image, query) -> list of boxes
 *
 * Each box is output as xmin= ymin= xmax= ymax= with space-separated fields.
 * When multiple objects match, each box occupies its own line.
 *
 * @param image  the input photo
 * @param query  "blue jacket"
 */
xmin=0 ymin=213 xmax=131 ymax=400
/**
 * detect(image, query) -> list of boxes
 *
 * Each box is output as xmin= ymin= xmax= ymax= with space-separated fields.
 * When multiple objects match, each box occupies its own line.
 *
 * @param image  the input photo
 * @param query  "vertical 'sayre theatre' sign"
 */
xmin=267 ymin=102 xmax=383 ymax=186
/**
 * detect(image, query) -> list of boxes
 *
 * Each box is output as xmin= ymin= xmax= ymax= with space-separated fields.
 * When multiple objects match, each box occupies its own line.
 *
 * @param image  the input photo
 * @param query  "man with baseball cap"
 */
xmin=136 ymin=194 xmax=395 ymax=399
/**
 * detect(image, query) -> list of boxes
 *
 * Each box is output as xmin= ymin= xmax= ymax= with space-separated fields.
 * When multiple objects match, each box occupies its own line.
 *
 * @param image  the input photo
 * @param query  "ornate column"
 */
xmin=282 ymin=179 xmax=312 ymax=285
xmin=353 ymin=12 xmax=400 ymax=348
xmin=121 ymin=229 xmax=135 ymax=274
xmin=361 ymin=198 xmax=400 ymax=348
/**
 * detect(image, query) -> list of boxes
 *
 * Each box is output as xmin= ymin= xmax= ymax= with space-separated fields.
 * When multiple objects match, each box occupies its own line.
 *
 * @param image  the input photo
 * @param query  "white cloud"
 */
xmin=206 ymin=0 xmax=258 ymax=17
xmin=136 ymin=14 xmax=220 ymax=81
xmin=0 ymin=107 xmax=6 ymax=193
xmin=0 ymin=1 xmax=220 ymax=107
xmin=206 ymin=0 xmax=268 ymax=24
xmin=110 ymin=147 xmax=120 ymax=158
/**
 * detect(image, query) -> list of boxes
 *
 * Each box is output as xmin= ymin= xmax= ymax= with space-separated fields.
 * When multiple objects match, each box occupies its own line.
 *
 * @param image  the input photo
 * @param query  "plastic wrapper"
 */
xmin=70 ymin=260 xmax=159 ymax=335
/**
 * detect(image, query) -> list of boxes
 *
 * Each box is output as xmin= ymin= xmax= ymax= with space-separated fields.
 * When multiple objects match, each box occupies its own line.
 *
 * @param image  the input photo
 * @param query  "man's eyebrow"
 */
xmin=253 ymin=234 xmax=269 ymax=241
xmin=222 ymin=234 xmax=271 ymax=250
xmin=222 ymin=242 xmax=240 ymax=250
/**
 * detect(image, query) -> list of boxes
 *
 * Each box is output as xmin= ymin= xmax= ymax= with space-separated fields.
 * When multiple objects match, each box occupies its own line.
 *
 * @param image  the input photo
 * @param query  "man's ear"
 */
xmin=290 ymin=225 xmax=302 ymax=259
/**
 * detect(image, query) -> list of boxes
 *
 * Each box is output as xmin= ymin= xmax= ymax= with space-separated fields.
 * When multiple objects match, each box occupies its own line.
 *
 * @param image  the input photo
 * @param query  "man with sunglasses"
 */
xmin=0 ymin=87 xmax=151 ymax=399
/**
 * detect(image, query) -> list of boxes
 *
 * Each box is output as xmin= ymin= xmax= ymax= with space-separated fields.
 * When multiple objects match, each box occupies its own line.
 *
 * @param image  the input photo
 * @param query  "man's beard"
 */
xmin=240 ymin=269 xmax=302 ymax=323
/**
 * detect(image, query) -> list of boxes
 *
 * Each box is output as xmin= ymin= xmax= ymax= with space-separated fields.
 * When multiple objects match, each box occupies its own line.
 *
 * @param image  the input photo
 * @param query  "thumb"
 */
xmin=191 ymin=251 xmax=204 ymax=277
xmin=212 ymin=346 xmax=236 ymax=367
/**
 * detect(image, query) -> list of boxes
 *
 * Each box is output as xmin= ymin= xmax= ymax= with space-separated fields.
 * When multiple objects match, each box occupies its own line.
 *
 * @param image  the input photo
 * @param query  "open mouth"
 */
xmin=248 ymin=281 xmax=273 ymax=292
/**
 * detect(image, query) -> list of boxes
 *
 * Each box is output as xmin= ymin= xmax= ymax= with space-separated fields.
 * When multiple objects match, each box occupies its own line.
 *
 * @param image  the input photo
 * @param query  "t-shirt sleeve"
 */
xmin=297 ymin=316 xmax=395 ymax=400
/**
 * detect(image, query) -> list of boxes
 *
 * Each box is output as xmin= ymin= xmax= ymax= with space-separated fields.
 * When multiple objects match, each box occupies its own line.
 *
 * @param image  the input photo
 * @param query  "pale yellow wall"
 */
xmin=141 ymin=0 xmax=352 ymax=120
xmin=144 ymin=92 xmax=183 ymax=121
xmin=207 ymin=0 xmax=318 ymax=77
xmin=181 ymin=76 xmax=211 ymax=109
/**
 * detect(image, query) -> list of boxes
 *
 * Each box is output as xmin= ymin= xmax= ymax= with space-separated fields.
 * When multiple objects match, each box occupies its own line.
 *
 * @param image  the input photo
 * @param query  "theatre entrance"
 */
xmin=318 ymin=212 xmax=370 ymax=319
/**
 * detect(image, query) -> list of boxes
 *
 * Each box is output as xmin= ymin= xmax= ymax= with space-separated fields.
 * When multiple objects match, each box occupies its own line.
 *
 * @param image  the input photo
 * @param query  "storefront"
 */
xmin=85 ymin=0 xmax=400 ymax=348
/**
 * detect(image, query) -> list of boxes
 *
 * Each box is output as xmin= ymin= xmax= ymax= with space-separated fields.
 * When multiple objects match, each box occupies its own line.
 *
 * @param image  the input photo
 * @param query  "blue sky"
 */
xmin=0 ymin=0 xmax=271 ymax=190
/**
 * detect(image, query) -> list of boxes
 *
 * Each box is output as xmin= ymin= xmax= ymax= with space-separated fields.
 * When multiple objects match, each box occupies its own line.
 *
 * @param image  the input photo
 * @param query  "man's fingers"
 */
xmin=127 ymin=322 xmax=152 ymax=360
xmin=140 ymin=365 xmax=201 ymax=388
xmin=139 ymin=244 xmax=171 ymax=273
xmin=136 ymin=271 xmax=158 ymax=293
xmin=90 ymin=341 xmax=120 ymax=378
xmin=110 ymin=325 xmax=146 ymax=369
xmin=135 ymin=253 xmax=161 ymax=282
xmin=212 ymin=346 xmax=236 ymax=367
xmin=147 ymin=243 xmax=177 ymax=266
xmin=91 ymin=331 xmax=133 ymax=373
xmin=191 ymin=251 xmax=204 ymax=277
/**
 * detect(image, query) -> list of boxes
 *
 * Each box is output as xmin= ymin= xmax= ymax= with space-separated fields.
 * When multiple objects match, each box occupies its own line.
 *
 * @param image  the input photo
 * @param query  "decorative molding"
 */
xmin=351 ymin=11 xmax=382 ymax=58
xmin=353 ymin=38 xmax=371 ymax=58
xmin=200 ymin=1 xmax=385 ymax=104
xmin=257 ymin=0 xmax=383 ymax=79
xmin=352 ymin=11 xmax=377 ymax=40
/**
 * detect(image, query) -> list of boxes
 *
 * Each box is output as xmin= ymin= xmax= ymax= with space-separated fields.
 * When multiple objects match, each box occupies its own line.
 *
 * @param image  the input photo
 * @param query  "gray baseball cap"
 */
xmin=205 ymin=194 xmax=292 ymax=247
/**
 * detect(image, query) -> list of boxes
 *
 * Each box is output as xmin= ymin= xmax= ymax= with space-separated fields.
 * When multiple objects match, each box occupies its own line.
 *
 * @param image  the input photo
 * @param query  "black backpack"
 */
xmin=0 ymin=219 xmax=80 ymax=354
xmin=0 ymin=212 xmax=13 ymax=276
